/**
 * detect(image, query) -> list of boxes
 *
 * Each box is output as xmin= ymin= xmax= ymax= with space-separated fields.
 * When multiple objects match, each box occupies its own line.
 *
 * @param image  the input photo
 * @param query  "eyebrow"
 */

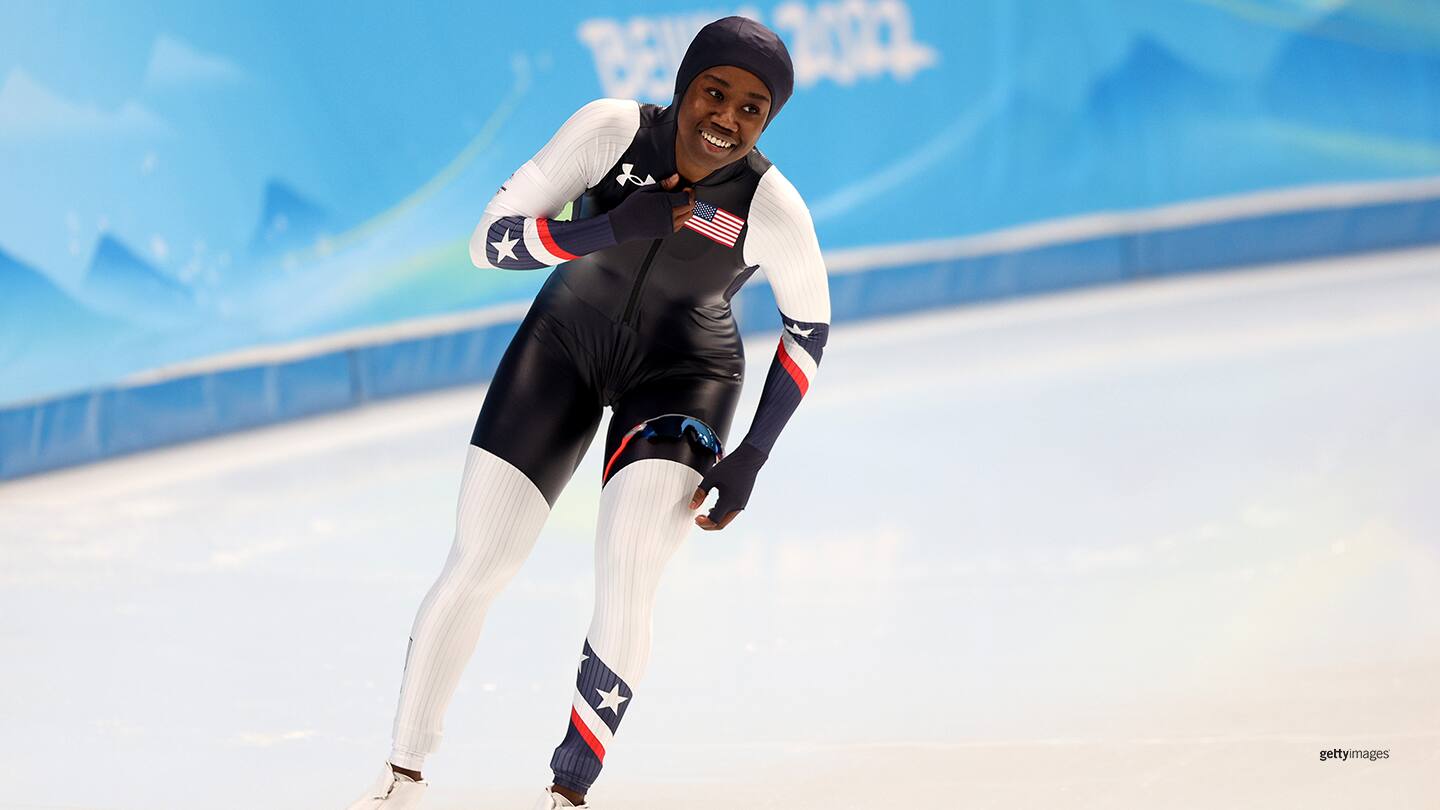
xmin=701 ymin=72 xmax=770 ymax=103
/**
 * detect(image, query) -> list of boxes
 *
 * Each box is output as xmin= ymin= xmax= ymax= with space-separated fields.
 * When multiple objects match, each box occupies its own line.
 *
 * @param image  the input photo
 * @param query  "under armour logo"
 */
xmin=616 ymin=163 xmax=655 ymax=187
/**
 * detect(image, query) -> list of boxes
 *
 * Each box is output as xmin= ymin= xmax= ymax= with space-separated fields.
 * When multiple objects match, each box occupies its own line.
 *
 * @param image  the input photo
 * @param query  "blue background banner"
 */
xmin=2 ymin=0 xmax=1439 ymax=474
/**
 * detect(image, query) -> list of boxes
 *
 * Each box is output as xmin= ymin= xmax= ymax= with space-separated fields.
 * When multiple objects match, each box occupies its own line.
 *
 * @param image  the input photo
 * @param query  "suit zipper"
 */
xmin=622 ymin=239 xmax=664 ymax=326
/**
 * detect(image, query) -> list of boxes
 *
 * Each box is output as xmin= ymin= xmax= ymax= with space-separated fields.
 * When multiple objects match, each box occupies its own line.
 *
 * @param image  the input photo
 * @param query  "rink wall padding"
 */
xmin=0 ymin=323 xmax=523 ymax=479
xmin=3 ymin=191 xmax=1439 ymax=480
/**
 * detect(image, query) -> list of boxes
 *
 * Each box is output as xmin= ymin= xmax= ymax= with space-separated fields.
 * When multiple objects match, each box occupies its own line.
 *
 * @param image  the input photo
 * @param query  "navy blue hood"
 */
xmin=672 ymin=16 xmax=795 ymax=129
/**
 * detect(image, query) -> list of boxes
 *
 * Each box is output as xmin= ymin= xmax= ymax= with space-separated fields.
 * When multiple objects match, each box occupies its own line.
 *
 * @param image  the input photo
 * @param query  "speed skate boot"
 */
xmin=345 ymin=764 xmax=428 ymax=810
xmin=531 ymin=787 xmax=589 ymax=809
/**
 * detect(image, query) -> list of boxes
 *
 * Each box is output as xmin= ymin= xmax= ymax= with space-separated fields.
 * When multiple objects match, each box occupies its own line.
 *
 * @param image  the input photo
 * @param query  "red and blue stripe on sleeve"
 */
xmin=740 ymin=315 xmax=828 ymax=455
xmin=481 ymin=213 xmax=618 ymax=270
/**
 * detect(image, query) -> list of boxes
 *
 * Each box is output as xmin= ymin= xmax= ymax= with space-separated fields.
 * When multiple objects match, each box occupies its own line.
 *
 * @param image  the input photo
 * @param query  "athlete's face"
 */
xmin=675 ymin=65 xmax=771 ymax=180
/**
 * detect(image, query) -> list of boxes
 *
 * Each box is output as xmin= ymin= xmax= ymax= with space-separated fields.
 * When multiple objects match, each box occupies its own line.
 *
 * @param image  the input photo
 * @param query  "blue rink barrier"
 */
xmin=0 ymin=321 xmax=525 ymax=480
xmin=729 ymin=189 xmax=1440 ymax=326
xmin=3 ymin=189 xmax=1440 ymax=480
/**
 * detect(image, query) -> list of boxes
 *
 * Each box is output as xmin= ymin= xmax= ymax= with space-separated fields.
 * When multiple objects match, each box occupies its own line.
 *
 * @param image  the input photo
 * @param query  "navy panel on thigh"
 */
xmin=471 ymin=301 xmax=604 ymax=506
xmin=603 ymin=372 xmax=743 ymax=482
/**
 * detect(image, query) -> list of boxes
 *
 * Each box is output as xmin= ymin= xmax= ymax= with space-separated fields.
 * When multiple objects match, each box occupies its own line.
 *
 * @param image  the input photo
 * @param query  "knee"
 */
xmin=442 ymin=449 xmax=550 ymax=587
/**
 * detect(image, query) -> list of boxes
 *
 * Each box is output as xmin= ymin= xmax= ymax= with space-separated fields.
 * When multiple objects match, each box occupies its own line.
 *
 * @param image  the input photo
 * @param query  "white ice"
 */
xmin=2 ymin=247 xmax=1438 ymax=809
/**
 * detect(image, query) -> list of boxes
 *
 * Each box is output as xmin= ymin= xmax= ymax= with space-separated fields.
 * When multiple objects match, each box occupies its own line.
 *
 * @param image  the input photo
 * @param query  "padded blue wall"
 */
xmin=5 ymin=191 xmax=1437 ymax=480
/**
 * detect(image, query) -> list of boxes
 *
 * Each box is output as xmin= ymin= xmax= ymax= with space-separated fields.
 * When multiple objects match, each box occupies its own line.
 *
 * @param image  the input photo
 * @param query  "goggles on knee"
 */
xmin=630 ymin=413 xmax=724 ymax=460
xmin=604 ymin=413 xmax=726 ymax=484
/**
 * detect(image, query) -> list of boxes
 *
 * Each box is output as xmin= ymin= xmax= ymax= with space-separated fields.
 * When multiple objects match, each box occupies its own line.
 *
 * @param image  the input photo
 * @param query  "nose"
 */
xmin=711 ymin=107 xmax=738 ymax=134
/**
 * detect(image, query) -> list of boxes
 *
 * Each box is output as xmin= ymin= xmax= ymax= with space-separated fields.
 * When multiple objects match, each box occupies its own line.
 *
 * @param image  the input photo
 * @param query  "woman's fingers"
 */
xmin=672 ymin=198 xmax=696 ymax=231
xmin=657 ymin=179 xmax=694 ymax=231
xmin=690 ymin=486 xmax=738 ymax=530
xmin=694 ymin=510 xmax=740 ymax=531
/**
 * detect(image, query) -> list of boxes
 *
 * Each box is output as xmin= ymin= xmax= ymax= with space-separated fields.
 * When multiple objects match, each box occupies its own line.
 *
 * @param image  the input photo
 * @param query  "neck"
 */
xmin=673 ymin=133 xmax=705 ymax=185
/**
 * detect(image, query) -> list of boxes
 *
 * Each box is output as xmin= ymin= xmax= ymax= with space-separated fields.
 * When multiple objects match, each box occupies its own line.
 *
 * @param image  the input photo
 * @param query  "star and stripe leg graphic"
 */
xmin=550 ymin=639 xmax=635 ymax=793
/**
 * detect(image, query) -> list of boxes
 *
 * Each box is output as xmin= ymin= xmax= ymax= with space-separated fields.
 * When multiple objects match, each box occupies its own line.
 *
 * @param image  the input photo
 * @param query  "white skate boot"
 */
xmin=530 ymin=787 xmax=589 ymax=809
xmin=345 ymin=764 xmax=428 ymax=810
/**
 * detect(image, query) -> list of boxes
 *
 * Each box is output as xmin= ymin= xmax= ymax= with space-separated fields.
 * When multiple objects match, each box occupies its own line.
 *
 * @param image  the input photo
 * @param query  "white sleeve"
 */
xmin=469 ymin=98 xmax=639 ymax=267
xmin=742 ymin=166 xmax=832 ymax=323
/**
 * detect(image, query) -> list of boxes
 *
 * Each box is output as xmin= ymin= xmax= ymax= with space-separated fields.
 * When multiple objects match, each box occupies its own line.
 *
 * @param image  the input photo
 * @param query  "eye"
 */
xmin=744 ymin=104 xmax=760 ymax=115
xmin=707 ymin=87 xmax=723 ymax=101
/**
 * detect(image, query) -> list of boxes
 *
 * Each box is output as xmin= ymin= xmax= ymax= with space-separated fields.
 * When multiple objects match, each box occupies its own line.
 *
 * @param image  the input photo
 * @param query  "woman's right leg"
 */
xmin=387 ymin=302 xmax=603 ymax=774
xmin=387 ymin=445 xmax=553 ymax=770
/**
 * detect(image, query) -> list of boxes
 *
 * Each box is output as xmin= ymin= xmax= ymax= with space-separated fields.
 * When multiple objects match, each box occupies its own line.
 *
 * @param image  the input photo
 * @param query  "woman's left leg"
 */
xmin=547 ymin=374 xmax=742 ymax=802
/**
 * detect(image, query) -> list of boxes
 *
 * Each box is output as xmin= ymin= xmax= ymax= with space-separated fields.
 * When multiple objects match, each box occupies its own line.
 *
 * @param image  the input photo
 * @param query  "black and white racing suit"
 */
xmin=388 ymin=97 xmax=830 ymax=795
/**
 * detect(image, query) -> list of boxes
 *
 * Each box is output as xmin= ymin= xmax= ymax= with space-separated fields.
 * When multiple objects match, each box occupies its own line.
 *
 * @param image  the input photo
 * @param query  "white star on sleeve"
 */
xmin=491 ymin=229 xmax=520 ymax=264
xmin=595 ymin=683 xmax=629 ymax=714
xmin=785 ymin=322 xmax=814 ymax=338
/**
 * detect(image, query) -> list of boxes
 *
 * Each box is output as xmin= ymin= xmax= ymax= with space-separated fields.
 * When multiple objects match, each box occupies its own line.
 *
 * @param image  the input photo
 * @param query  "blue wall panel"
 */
xmin=4 ymin=193 xmax=1440 ymax=481
xmin=273 ymin=352 xmax=357 ymax=420
xmin=0 ymin=393 xmax=103 ymax=478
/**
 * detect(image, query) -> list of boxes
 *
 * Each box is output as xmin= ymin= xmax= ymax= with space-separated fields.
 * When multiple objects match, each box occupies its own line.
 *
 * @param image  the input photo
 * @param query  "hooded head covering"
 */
xmin=672 ymin=16 xmax=795 ymax=129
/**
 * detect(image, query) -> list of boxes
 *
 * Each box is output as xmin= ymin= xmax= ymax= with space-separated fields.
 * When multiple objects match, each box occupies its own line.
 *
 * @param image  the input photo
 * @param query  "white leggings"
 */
xmin=388 ymin=446 xmax=698 ymax=773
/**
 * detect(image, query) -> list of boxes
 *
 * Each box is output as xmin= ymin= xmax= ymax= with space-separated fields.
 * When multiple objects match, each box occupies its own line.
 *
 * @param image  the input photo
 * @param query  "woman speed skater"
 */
xmin=345 ymin=16 xmax=830 ymax=810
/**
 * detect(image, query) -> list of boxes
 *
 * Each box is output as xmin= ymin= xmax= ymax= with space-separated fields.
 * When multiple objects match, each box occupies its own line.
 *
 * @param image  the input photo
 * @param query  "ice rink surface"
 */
xmin=2 ymin=247 xmax=1439 ymax=809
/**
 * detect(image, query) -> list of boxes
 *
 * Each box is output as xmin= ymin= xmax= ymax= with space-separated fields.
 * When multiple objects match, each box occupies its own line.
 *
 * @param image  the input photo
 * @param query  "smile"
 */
xmin=700 ymin=129 xmax=735 ymax=150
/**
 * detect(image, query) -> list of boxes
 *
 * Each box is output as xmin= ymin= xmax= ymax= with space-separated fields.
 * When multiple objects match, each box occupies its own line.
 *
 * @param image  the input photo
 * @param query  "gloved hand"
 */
xmin=607 ymin=174 xmax=695 ymax=244
xmin=689 ymin=442 xmax=768 ymax=530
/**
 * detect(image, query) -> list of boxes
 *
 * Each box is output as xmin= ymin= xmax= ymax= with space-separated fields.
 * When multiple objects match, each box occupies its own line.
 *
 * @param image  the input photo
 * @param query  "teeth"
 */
xmin=701 ymin=130 xmax=733 ymax=148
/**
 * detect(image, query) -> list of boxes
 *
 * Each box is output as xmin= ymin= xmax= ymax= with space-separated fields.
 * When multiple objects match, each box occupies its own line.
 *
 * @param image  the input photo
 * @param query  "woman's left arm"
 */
xmin=691 ymin=166 xmax=831 ymax=529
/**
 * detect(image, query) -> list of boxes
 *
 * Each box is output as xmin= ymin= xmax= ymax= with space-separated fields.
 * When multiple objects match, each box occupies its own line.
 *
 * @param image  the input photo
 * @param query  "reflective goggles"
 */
xmin=603 ymin=413 xmax=726 ymax=484
xmin=627 ymin=413 xmax=724 ymax=460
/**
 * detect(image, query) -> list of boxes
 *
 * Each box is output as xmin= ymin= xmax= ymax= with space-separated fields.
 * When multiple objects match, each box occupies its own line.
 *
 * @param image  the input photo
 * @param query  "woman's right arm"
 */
xmin=469 ymin=98 xmax=690 ymax=270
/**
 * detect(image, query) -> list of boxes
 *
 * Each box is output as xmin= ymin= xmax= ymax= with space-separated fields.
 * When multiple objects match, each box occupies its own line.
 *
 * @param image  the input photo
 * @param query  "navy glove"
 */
xmin=607 ymin=176 xmax=694 ymax=244
xmin=690 ymin=443 xmax=768 ymax=530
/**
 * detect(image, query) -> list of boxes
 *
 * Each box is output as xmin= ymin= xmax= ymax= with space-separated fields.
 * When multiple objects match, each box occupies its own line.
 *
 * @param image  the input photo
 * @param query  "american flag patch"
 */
xmin=684 ymin=200 xmax=745 ymax=247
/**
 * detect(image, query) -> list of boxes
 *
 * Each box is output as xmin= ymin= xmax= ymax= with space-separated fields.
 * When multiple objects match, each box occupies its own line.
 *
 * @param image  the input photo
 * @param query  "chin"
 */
xmin=685 ymin=136 xmax=737 ymax=164
xmin=700 ymin=145 xmax=746 ymax=168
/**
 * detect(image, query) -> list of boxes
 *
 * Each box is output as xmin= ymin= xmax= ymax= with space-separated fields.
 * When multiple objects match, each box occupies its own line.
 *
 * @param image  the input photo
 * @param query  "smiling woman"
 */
xmin=345 ymin=15 xmax=830 ymax=810
xmin=675 ymin=67 xmax=772 ymax=175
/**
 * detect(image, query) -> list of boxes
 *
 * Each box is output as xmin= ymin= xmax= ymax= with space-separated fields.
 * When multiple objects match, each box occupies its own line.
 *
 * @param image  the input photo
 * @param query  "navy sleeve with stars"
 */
xmin=692 ymin=165 xmax=830 ymax=521
xmin=469 ymin=98 xmax=642 ymax=271
xmin=734 ymin=165 xmax=832 ymax=458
